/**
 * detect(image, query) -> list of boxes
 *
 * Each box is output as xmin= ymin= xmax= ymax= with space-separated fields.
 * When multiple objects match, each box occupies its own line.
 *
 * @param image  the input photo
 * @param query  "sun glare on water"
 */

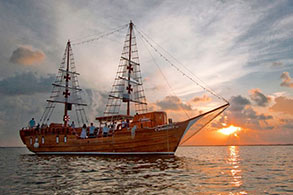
xmin=218 ymin=125 xmax=242 ymax=136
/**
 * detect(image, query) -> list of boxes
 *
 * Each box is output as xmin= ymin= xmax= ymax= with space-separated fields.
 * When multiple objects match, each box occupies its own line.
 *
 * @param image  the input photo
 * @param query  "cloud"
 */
xmin=229 ymin=95 xmax=250 ymax=111
xmin=280 ymin=72 xmax=293 ymax=88
xmin=9 ymin=45 xmax=45 ymax=65
xmin=156 ymin=96 xmax=192 ymax=111
xmin=279 ymin=119 xmax=293 ymax=130
xmin=191 ymin=94 xmax=212 ymax=104
xmin=214 ymin=94 xmax=273 ymax=130
xmin=270 ymin=96 xmax=293 ymax=115
xmin=0 ymin=72 xmax=55 ymax=96
xmin=243 ymin=107 xmax=273 ymax=121
xmin=249 ymin=89 xmax=271 ymax=107
xmin=272 ymin=61 xmax=283 ymax=67
xmin=83 ymin=89 xmax=108 ymax=122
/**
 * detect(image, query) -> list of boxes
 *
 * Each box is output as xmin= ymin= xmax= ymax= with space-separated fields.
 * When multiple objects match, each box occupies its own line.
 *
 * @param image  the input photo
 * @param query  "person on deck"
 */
xmin=89 ymin=123 xmax=96 ymax=138
xmin=70 ymin=121 xmax=75 ymax=128
xmin=29 ymin=118 xmax=36 ymax=128
xmin=103 ymin=125 xmax=109 ymax=137
xmin=121 ymin=120 xmax=126 ymax=128
xmin=80 ymin=124 xmax=87 ymax=139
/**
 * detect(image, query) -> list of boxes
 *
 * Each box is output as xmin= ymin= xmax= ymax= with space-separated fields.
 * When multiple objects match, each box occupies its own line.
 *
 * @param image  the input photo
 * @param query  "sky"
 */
xmin=0 ymin=0 xmax=292 ymax=146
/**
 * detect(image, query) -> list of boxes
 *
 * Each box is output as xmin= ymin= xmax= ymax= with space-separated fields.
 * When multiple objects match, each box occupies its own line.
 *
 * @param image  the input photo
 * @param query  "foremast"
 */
xmin=104 ymin=21 xmax=148 ymax=117
xmin=64 ymin=40 xmax=71 ymax=127
xmin=40 ymin=40 xmax=88 ymax=126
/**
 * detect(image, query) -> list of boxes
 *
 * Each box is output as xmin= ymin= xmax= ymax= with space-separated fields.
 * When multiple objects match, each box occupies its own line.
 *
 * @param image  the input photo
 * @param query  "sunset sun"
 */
xmin=218 ymin=125 xmax=242 ymax=136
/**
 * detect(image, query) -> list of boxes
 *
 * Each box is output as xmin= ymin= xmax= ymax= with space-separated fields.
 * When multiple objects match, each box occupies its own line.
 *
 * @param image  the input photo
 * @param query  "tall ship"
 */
xmin=19 ymin=21 xmax=229 ymax=155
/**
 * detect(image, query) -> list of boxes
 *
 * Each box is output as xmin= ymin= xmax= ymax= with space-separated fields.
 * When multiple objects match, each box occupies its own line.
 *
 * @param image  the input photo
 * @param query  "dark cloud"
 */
xmin=215 ymin=94 xmax=273 ymax=130
xmin=10 ymin=45 xmax=45 ymax=65
xmin=156 ymin=96 xmax=192 ymax=111
xmin=191 ymin=94 xmax=211 ymax=104
xmin=280 ymin=72 xmax=293 ymax=88
xmin=0 ymin=94 xmax=47 ymax=146
xmin=229 ymin=95 xmax=250 ymax=111
xmin=0 ymin=72 xmax=55 ymax=96
xmin=243 ymin=107 xmax=273 ymax=121
xmin=249 ymin=89 xmax=271 ymax=107
xmin=270 ymin=96 xmax=293 ymax=115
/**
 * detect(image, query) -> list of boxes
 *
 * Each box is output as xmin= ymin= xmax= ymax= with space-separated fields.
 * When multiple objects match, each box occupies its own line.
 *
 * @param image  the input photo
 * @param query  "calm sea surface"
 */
xmin=0 ymin=146 xmax=292 ymax=194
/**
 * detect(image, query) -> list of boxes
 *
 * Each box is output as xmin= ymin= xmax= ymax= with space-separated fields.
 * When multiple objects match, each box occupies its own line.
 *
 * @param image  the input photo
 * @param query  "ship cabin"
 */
xmin=96 ymin=111 xmax=167 ymax=130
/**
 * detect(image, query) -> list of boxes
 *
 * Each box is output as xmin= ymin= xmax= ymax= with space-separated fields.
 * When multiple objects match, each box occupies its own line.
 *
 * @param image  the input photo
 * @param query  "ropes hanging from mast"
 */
xmin=137 ymin=33 xmax=190 ymax=118
xmin=70 ymin=22 xmax=229 ymax=107
xmin=72 ymin=24 xmax=128 ymax=46
xmin=134 ymin=26 xmax=229 ymax=104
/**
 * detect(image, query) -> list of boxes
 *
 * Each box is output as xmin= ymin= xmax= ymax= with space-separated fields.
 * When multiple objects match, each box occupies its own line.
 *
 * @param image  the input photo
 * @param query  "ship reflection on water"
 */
xmin=1 ymin=146 xmax=292 ymax=194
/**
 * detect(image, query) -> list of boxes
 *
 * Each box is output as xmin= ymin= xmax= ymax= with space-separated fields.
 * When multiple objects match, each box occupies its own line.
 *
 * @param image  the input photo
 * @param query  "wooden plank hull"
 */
xmin=19 ymin=104 xmax=229 ymax=155
xmin=19 ymin=121 xmax=189 ymax=155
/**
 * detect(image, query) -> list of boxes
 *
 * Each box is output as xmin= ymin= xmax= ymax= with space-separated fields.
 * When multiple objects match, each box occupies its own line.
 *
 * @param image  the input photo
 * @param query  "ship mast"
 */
xmin=126 ymin=21 xmax=133 ymax=116
xmin=39 ymin=40 xmax=88 ymax=126
xmin=63 ymin=40 xmax=71 ymax=126
xmin=103 ymin=20 xmax=148 ymax=117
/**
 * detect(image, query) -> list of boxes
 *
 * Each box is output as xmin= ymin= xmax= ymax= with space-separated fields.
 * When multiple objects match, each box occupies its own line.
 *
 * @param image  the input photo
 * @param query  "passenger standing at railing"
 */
xmin=103 ymin=125 xmax=109 ymax=137
xmin=29 ymin=118 xmax=35 ymax=128
xmin=80 ymin=124 xmax=87 ymax=139
xmin=89 ymin=123 xmax=96 ymax=138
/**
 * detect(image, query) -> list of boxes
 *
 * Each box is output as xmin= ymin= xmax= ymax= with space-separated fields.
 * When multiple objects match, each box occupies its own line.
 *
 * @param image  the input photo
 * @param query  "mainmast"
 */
xmin=104 ymin=20 xmax=148 ymax=117
xmin=126 ymin=21 xmax=133 ymax=116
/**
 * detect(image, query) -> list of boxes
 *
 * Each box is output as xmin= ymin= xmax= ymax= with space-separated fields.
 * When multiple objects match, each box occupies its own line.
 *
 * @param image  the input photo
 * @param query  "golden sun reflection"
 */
xmin=227 ymin=146 xmax=243 ymax=189
xmin=218 ymin=125 xmax=241 ymax=136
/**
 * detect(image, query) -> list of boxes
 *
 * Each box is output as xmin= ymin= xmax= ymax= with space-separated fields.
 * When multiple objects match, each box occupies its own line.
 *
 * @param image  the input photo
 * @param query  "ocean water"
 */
xmin=0 ymin=146 xmax=292 ymax=194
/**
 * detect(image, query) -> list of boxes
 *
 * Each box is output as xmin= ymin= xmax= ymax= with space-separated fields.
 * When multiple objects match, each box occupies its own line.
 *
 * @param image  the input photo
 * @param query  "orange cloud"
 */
xmin=156 ymin=95 xmax=192 ymax=111
xmin=270 ymin=96 xmax=293 ymax=115
xmin=249 ymin=88 xmax=271 ymax=107
xmin=10 ymin=45 xmax=45 ymax=65
xmin=280 ymin=72 xmax=293 ymax=88
xmin=191 ymin=94 xmax=212 ymax=104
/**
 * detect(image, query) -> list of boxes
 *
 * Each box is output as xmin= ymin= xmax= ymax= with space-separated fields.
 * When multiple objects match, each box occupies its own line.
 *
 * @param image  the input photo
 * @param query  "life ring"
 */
xmin=34 ymin=142 xmax=39 ymax=148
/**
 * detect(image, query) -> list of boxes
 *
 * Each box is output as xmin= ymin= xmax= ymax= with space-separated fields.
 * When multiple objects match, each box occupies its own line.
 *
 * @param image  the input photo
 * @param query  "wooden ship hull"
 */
xmin=20 ymin=104 xmax=228 ymax=155
xmin=20 ymin=116 xmax=193 ymax=155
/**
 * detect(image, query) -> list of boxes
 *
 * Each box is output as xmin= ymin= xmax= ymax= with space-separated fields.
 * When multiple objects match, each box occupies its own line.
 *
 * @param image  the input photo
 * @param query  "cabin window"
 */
xmin=35 ymin=137 xmax=38 ymax=143
xmin=64 ymin=136 xmax=67 ymax=143
xmin=41 ymin=136 xmax=45 ymax=144
xmin=29 ymin=137 xmax=32 ymax=145
xmin=56 ymin=136 xmax=59 ymax=143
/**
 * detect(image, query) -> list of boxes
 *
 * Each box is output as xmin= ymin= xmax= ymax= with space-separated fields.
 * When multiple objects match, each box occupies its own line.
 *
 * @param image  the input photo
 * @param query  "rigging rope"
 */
xmin=72 ymin=24 xmax=128 ymax=46
xmin=134 ymin=26 xmax=229 ymax=104
xmin=137 ymin=34 xmax=190 ymax=118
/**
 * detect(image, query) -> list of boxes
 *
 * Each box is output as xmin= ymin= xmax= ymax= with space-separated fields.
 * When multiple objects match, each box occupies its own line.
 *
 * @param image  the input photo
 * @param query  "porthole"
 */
xmin=56 ymin=136 xmax=59 ymax=143
xmin=64 ymin=136 xmax=67 ymax=143
xmin=41 ymin=136 xmax=45 ymax=144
